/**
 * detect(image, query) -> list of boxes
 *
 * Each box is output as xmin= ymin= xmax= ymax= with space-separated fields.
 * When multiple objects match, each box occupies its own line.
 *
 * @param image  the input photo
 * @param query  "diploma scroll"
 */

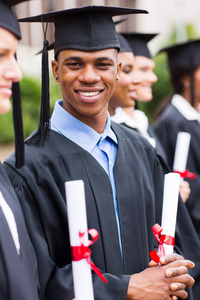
xmin=161 ymin=172 xmax=180 ymax=255
xmin=65 ymin=180 xmax=94 ymax=300
xmin=173 ymin=132 xmax=191 ymax=179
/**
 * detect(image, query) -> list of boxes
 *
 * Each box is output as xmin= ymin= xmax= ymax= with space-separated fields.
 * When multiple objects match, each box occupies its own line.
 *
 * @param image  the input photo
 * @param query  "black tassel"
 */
xmin=26 ymin=15 xmax=50 ymax=147
xmin=12 ymin=81 xmax=25 ymax=168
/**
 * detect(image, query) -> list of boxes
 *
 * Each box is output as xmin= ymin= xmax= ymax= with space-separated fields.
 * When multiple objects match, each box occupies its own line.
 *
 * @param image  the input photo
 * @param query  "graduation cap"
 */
xmin=36 ymin=17 xmax=130 ymax=55
xmin=18 ymin=5 xmax=148 ymax=146
xmin=0 ymin=0 xmax=22 ymax=39
xmin=117 ymin=33 xmax=133 ymax=53
xmin=120 ymin=33 xmax=158 ymax=58
xmin=0 ymin=0 xmax=29 ymax=168
xmin=158 ymin=39 xmax=200 ymax=107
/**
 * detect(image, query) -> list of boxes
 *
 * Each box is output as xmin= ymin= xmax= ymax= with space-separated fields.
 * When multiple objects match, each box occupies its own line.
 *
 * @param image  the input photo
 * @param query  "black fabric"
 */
xmin=4 ymin=125 xmax=200 ymax=300
xmin=158 ymin=39 xmax=200 ymax=73
xmin=36 ymin=19 xmax=131 ymax=55
xmin=12 ymin=81 xmax=24 ymax=168
xmin=27 ymin=38 xmax=50 ymax=147
xmin=121 ymin=33 xmax=157 ymax=58
xmin=0 ymin=0 xmax=21 ymax=39
xmin=6 ymin=0 xmax=29 ymax=4
xmin=117 ymin=33 xmax=132 ymax=53
xmin=0 ymin=163 xmax=39 ymax=300
xmin=158 ymin=40 xmax=200 ymax=108
xmin=147 ymin=124 xmax=168 ymax=162
xmin=154 ymin=103 xmax=200 ymax=242
xmin=119 ymin=121 xmax=168 ymax=163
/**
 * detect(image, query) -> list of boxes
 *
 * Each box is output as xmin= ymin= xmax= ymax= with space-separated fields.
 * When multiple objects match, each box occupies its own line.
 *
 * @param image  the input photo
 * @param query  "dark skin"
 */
xmin=127 ymin=254 xmax=195 ymax=300
xmin=52 ymin=48 xmax=195 ymax=300
xmin=52 ymin=48 xmax=121 ymax=134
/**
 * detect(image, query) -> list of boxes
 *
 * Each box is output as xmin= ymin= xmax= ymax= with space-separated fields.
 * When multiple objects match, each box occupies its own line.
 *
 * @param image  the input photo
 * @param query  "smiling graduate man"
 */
xmin=3 ymin=5 xmax=199 ymax=300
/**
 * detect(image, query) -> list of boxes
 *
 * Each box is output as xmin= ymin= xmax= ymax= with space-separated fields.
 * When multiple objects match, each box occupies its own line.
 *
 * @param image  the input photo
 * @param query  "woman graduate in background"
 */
xmin=154 ymin=39 xmax=200 ymax=239
xmin=0 ymin=1 xmax=39 ymax=299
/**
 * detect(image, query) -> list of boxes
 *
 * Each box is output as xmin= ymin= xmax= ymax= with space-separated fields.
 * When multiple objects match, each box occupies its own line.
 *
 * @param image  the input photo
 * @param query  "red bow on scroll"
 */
xmin=174 ymin=169 xmax=196 ymax=179
xmin=71 ymin=228 xmax=108 ymax=283
xmin=149 ymin=223 xmax=175 ymax=263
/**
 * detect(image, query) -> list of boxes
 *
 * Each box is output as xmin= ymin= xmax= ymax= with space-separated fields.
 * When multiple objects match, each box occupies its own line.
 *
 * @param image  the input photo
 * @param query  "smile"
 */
xmin=0 ymin=87 xmax=12 ymax=97
xmin=77 ymin=91 xmax=101 ymax=97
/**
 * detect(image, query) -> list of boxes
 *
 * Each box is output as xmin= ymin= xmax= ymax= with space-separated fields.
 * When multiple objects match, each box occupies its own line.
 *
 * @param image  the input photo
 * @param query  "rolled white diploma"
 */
xmin=161 ymin=173 xmax=180 ymax=255
xmin=65 ymin=180 xmax=94 ymax=300
xmin=173 ymin=132 xmax=191 ymax=179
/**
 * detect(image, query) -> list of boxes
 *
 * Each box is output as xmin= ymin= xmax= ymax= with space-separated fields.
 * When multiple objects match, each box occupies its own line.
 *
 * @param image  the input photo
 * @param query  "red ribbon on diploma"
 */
xmin=174 ymin=169 xmax=196 ymax=179
xmin=149 ymin=223 xmax=175 ymax=263
xmin=71 ymin=228 xmax=108 ymax=283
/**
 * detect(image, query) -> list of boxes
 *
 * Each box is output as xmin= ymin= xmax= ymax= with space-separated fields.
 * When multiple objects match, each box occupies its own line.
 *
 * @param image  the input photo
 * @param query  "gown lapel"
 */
xmin=80 ymin=151 xmax=124 ymax=274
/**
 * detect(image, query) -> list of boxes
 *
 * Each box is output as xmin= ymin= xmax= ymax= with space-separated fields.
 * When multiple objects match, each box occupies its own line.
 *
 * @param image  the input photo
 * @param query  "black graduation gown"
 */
xmin=120 ymin=121 xmax=168 ymax=163
xmin=154 ymin=103 xmax=200 ymax=239
xmin=0 ymin=163 xmax=39 ymax=300
xmin=3 ymin=123 xmax=200 ymax=300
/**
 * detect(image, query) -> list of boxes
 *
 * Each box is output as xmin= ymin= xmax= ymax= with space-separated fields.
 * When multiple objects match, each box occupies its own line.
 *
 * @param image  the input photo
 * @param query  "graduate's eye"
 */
xmin=65 ymin=62 xmax=83 ymax=69
xmin=96 ymin=62 xmax=112 ymax=69
xmin=139 ymin=66 xmax=148 ymax=72
xmin=0 ymin=52 xmax=6 ymax=59
xmin=122 ymin=67 xmax=132 ymax=74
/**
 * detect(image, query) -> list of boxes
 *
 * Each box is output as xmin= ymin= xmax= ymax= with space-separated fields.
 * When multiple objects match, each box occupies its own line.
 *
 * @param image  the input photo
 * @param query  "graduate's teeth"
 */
xmin=78 ymin=91 xmax=100 ymax=96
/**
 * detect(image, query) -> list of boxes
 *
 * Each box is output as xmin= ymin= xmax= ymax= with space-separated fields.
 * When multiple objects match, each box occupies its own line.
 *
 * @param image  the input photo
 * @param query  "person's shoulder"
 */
xmin=154 ymin=103 xmax=182 ymax=128
xmin=111 ymin=121 xmax=155 ymax=150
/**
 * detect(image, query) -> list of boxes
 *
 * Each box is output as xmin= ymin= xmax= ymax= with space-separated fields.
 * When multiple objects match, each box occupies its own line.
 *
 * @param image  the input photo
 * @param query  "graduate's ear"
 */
xmin=181 ymin=74 xmax=191 ymax=89
xmin=51 ymin=60 xmax=59 ymax=82
xmin=117 ymin=61 xmax=122 ymax=80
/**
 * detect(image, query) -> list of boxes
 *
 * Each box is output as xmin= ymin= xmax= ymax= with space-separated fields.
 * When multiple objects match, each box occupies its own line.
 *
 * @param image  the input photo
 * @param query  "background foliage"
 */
xmin=0 ymin=76 xmax=61 ymax=144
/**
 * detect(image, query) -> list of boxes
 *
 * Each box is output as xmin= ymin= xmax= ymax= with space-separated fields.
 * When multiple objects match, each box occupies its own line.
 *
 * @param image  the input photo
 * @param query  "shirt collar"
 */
xmin=111 ymin=107 xmax=149 ymax=133
xmin=50 ymin=100 xmax=118 ymax=153
xmin=172 ymin=94 xmax=200 ymax=122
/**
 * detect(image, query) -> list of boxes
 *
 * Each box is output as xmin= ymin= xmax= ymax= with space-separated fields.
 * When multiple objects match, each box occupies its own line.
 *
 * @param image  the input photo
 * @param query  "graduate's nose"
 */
xmin=150 ymin=71 xmax=157 ymax=84
xmin=78 ymin=65 xmax=101 ymax=83
xmin=132 ymin=72 xmax=141 ymax=84
xmin=4 ymin=55 xmax=22 ymax=83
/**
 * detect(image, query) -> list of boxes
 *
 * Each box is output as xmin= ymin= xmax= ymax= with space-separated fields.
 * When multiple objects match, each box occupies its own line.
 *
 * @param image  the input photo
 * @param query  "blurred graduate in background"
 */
xmin=154 ymin=39 xmax=200 ymax=239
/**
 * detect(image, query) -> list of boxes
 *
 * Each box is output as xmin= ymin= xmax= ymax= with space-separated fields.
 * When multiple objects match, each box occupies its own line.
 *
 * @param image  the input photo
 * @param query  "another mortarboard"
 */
xmin=158 ymin=39 xmax=200 ymax=73
xmin=0 ymin=0 xmax=29 ymax=167
xmin=18 ymin=5 xmax=148 ymax=146
xmin=121 ymin=33 xmax=157 ymax=58
xmin=117 ymin=33 xmax=133 ymax=53
xmin=158 ymin=39 xmax=200 ymax=107
xmin=0 ymin=0 xmax=23 ymax=39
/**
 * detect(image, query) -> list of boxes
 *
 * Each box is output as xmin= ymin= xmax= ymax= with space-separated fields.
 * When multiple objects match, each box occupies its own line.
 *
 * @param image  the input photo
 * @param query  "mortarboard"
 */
xmin=36 ymin=17 xmax=130 ymax=55
xmin=0 ymin=0 xmax=22 ymax=39
xmin=158 ymin=39 xmax=200 ymax=73
xmin=158 ymin=39 xmax=200 ymax=107
xmin=0 ymin=0 xmax=29 ymax=168
xmin=117 ymin=33 xmax=132 ymax=53
xmin=19 ymin=6 xmax=147 ymax=58
xmin=18 ymin=5 xmax=148 ymax=146
xmin=121 ymin=33 xmax=157 ymax=58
